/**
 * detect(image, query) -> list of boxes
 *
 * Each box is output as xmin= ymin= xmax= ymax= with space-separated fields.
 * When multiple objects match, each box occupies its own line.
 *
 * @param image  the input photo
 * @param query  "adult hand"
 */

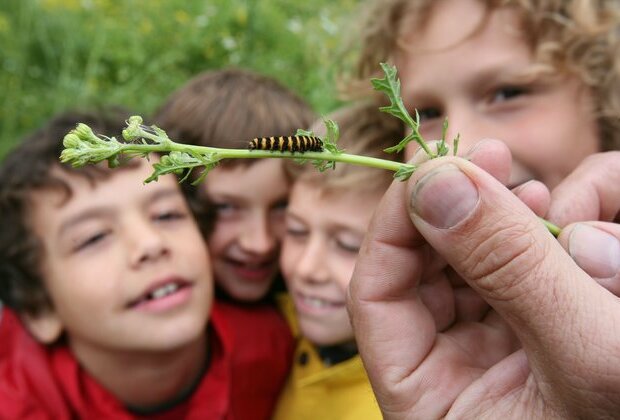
xmin=513 ymin=151 xmax=620 ymax=293
xmin=348 ymin=144 xmax=620 ymax=418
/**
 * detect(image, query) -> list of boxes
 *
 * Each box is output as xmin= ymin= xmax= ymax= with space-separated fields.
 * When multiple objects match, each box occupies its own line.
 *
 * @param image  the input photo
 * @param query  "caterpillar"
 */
xmin=248 ymin=135 xmax=323 ymax=153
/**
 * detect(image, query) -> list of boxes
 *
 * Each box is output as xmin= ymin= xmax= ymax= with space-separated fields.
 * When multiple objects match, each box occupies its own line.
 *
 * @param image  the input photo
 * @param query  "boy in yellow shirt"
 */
xmin=274 ymin=102 xmax=403 ymax=419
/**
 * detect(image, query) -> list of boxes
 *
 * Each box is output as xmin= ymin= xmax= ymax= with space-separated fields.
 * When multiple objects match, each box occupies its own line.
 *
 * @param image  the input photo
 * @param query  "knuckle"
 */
xmin=458 ymin=217 xmax=548 ymax=302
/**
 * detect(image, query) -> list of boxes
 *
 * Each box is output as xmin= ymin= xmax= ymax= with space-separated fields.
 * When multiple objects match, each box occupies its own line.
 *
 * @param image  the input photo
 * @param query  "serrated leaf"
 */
xmin=295 ymin=128 xmax=314 ymax=137
xmin=371 ymin=63 xmax=417 ymax=129
xmin=393 ymin=165 xmax=416 ymax=181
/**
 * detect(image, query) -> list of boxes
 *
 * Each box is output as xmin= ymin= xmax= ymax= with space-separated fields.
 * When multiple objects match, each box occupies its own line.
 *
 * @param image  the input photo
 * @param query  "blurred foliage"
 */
xmin=0 ymin=0 xmax=362 ymax=159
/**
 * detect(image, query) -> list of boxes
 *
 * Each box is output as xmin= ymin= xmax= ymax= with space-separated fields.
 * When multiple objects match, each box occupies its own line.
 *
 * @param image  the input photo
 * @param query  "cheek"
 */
xmin=207 ymin=224 xmax=238 ymax=258
xmin=179 ymin=233 xmax=210 ymax=265
xmin=279 ymin=241 xmax=301 ymax=280
xmin=47 ymin=266 xmax=113 ymax=319
xmin=333 ymin=257 xmax=357 ymax=292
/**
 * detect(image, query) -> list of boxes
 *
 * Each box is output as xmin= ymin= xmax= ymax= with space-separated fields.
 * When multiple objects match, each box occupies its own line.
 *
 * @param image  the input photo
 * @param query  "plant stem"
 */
xmin=118 ymin=141 xmax=412 ymax=172
xmin=540 ymin=218 xmax=561 ymax=237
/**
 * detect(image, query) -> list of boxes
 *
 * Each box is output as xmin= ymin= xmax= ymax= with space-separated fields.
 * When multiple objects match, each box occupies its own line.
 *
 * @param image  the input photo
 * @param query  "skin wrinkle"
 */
xmin=457 ymin=219 xmax=541 ymax=301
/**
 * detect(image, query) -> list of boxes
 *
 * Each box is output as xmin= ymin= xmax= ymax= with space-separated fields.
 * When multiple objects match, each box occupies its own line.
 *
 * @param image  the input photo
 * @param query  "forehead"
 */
xmin=203 ymin=159 xmax=288 ymax=198
xmin=398 ymin=0 xmax=525 ymax=57
xmin=28 ymin=159 xmax=178 ymax=217
xmin=288 ymin=181 xmax=381 ymax=227
xmin=395 ymin=0 xmax=533 ymax=96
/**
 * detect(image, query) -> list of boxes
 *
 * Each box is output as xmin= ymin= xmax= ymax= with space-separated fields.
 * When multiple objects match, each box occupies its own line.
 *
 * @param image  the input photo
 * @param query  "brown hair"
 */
xmin=349 ymin=0 xmax=620 ymax=151
xmin=285 ymin=101 xmax=404 ymax=194
xmin=152 ymin=68 xmax=317 ymax=167
xmin=0 ymin=108 xmax=211 ymax=316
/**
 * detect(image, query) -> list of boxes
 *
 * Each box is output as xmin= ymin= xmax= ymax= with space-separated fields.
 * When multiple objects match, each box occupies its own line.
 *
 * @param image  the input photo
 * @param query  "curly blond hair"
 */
xmin=350 ymin=0 xmax=620 ymax=151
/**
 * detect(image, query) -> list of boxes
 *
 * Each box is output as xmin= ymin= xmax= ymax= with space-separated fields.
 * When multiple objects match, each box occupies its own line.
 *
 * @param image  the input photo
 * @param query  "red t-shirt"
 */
xmin=0 ymin=302 xmax=293 ymax=419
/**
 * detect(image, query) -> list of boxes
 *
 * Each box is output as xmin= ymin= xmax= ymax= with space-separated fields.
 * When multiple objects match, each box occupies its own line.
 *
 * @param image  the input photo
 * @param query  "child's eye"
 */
xmin=155 ymin=210 xmax=186 ymax=222
xmin=285 ymin=227 xmax=307 ymax=238
xmin=213 ymin=202 xmax=238 ymax=216
xmin=416 ymin=107 xmax=442 ymax=122
xmin=336 ymin=239 xmax=360 ymax=254
xmin=492 ymin=86 xmax=527 ymax=102
xmin=271 ymin=199 xmax=288 ymax=213
xmin=75 ymin=231 xmax=109 ymax=251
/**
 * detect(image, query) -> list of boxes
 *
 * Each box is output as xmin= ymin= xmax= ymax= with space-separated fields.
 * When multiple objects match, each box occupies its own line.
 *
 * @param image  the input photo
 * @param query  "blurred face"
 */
xmin=28 ymin=160 xmax=213 ymax=356
xmin=280 ymin=180 xmax=382 ymax=346
xmin=202 ymin=160 xmax=289 ymax=302
xmin=396 ymin=0 xmax=600 ymax=189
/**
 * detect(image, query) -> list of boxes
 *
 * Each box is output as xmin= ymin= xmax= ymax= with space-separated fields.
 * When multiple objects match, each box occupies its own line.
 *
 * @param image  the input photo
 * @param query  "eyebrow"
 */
xmin=406 ymin=59 xmax=534 ymax=103
xmin=286 ymin=208 xmax=367 ymax=235
xmin=57 ymin=186 xmax=182 ymax=238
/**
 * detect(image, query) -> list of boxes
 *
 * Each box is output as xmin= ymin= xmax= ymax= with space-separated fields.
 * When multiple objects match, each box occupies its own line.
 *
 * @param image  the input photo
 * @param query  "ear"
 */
xmin=22 ymin=311 xmax=63 ymax=344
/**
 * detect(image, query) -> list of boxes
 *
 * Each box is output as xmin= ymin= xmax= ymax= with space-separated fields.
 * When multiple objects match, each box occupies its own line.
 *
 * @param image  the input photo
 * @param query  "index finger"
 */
xmin=548 ymin=151 xmax=620 ymax=225
xmin=347 ymin=178 xmax=436 ymax=391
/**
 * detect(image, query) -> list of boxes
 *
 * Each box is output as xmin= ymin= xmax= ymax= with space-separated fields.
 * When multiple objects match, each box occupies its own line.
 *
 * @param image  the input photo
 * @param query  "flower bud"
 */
xmin=74 ymin=123 xmax=95 ymax=141
xmin=63 ymin=133 xmax=81 ymax=149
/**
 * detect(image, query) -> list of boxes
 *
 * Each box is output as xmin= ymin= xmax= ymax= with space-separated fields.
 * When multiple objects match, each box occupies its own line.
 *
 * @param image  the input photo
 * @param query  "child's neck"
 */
xmin=69 ymin=333 xmax=208 ymax=409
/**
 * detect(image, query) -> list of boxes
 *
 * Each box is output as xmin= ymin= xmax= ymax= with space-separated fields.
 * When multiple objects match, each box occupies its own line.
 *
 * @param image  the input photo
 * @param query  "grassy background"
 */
xmin=0 ymin=0 xmax=361 ymax=159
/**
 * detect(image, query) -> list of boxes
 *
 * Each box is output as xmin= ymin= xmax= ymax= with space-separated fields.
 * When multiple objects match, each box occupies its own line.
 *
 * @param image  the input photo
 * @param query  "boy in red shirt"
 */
xmin=0 ymin=109 xmax=293 ymax=419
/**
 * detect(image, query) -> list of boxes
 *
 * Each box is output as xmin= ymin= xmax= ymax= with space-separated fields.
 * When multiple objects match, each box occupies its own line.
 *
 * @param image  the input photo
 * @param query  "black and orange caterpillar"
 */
xmin=248 ymin=135 xmax=324 ymax=153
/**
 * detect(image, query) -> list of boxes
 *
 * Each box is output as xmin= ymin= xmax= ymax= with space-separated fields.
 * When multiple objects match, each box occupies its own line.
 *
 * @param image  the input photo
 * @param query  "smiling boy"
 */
xmin=153 ymin=68 xmax=316 ymax=303
xmin=0 ymin=110 xmax=293 ymax=419
xmin=273 ymin=103 xmax=403 ymax=420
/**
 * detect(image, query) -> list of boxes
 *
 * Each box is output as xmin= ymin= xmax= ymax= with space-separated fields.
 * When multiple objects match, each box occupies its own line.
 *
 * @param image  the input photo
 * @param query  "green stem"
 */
xmin=540 ymin=218 xmax=562 ymax=238
xmin=117 ymin=140 xmax=412 ymax=173
xmin=61 ymin=124 xmax=562 ymax=238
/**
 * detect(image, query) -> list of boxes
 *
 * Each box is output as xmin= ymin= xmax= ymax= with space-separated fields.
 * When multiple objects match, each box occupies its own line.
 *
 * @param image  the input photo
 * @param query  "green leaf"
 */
xmin=295 ymin=128 xmax=315 ymax=137
xmin=321 ymin=118 xmax=344 ymax=155
xmin=371 ymin=63 xmax=417 ymax=130
xmin=372 ymin=63 xmax=436 ymax=157
xmin=393 ymin=164 xmax=416 ymax=181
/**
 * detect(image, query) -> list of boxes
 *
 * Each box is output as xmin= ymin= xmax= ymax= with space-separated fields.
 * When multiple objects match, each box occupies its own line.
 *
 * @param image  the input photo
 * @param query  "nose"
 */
xmin=407 ymin=106 xmax=490 ymax=160
xmin=443 ymin=107 xmax=493 ymax=157
xmin=127 ymin=217 xmax=169 ymax=267
xmin=238 ymin=212 xmax=277 ymax=255
xmin=293 ymin=235 xmax=329 ymax=284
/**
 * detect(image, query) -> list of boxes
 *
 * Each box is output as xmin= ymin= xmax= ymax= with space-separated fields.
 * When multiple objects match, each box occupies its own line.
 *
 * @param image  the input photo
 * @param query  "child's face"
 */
xmin=201 ymin=159 xmax=289 ymax=301
xmin=27 ymin=160 xmax=213 ymax=353
xmin=397 ymin=0 xmax=600 ymax=188
xmin=280 ymin=180 xmax=382 ymax=346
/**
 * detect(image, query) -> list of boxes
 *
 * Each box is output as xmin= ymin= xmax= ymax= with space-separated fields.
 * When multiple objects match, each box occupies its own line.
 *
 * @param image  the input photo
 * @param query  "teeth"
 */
xmin=150 ymin=283 xmax=179 ymax=300
xmin=303 ymin=296 xmax=331 ymax=308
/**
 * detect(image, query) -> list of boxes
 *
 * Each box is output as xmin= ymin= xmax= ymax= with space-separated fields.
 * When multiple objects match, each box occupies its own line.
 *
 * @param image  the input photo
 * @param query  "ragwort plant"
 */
xmin=60 ymin=63 xmax=561 ymax=236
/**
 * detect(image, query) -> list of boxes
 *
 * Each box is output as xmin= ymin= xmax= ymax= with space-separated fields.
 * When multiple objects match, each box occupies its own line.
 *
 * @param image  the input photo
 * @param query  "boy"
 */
xmin=0 ymin=109 xmax=293 ymax=419
xmin=152 ymin=68 xmax=316 ymax=303
xmin=273 ymin=103 xmax=404 ymax=420
xmin=352 ymin=0 xmax=620 ymax=188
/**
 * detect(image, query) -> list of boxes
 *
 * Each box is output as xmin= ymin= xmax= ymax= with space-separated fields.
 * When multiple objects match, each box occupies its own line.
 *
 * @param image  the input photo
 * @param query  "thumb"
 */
xmin=405 ymin=157 xmax=614 ymax=357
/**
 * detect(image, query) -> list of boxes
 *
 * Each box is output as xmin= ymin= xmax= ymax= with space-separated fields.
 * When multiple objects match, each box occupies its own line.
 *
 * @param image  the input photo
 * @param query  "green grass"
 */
xmin=0 ymin=0 xmax=360 ymax=159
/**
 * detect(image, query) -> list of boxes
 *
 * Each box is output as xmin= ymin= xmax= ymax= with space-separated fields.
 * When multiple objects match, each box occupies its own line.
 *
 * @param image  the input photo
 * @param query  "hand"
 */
xmin=513 ymin=151 xmax=620 ymax=293
xmin=347 ymin=143 xmax=620 ymax=418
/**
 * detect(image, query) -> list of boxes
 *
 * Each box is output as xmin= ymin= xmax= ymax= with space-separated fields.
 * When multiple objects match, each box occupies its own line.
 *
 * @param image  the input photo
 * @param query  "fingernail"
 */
xmin=412 ymin=163 xmax=479 ymax=229
xmin=569 ymin=224 xmax=620 ymax=279
xmin=464 ymin=140 xmax=485 ymax=157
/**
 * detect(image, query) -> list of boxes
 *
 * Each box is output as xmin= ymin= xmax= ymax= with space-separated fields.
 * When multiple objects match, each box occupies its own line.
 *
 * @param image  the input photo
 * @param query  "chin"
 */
xmin=219 ymin=279 xmax=272 ymax=302
xmin=300 ymin=324 xmax=349 ymax=347
xmin=148 ymin=313 xmax=210 ymax=350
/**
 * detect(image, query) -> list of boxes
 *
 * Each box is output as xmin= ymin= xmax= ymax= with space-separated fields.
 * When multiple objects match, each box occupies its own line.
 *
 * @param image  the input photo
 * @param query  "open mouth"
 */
xmin=128 ymin=279 xmax=193 ymax=311
xmin=294 ymin=292 xmax=345 ymax=314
